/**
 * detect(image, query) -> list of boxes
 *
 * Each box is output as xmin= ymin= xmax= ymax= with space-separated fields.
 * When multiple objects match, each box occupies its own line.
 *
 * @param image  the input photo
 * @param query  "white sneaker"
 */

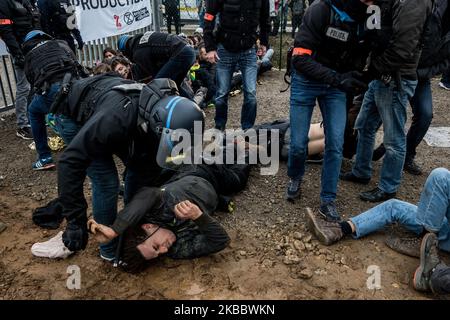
xmin=438 ymin=82 xmax=450 ymax=90
xmin=31 ymin=231 xmax=73 ymax=259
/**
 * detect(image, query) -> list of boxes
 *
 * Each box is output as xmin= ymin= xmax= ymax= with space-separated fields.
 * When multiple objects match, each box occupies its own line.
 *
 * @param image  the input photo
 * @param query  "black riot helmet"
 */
xmin=138 ymin=79 xmax=205 ymax=169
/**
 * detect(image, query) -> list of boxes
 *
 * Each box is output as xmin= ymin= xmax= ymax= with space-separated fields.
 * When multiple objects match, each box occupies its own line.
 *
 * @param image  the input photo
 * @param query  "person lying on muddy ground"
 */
xmin=88 ymin=160 xmax=251 ymax=273
xmin=306 ymin=167 xmax=450 ymax=296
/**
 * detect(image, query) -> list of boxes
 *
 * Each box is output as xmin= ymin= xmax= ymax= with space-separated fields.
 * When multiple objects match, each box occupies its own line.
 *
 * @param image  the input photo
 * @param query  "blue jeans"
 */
xmin=288 ymin=71 xmax=347 ymax=202
xmin=54 ymin=115 xmax=119 ymax=258
xmin=28 ymin=83 xmax=60 ymax=160
xmin=156 ymin=45 xmax=196 ymax=98
xmin=14 ymin=66 xmax=31 ymax=128
xmin=352 ymin=79 xmax=418 ymax=193
xmin=215 ymin=44 xmax=258 ymax=130
xmin=407 ymin=79 xmax=433 ymax=160
xmin=350 ymin=168 xmax=450 ymax=252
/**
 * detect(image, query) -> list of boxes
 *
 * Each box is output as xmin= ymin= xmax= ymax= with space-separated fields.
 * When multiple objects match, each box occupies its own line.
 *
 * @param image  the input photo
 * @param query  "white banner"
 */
xmin=0 ymin=39 xmax=9 ymax=56
xmin=71 ymin=0 xmax=152 ymax=42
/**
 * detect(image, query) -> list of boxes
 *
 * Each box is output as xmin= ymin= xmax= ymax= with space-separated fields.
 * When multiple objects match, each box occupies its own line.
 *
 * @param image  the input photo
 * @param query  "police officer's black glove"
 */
xmin=63 ymin=222 xmax=88 ymax=251
xmin=13 ymin=55 xmax=25 ymax=68
xmin=336 ymin=71 xmax=368 ymax=95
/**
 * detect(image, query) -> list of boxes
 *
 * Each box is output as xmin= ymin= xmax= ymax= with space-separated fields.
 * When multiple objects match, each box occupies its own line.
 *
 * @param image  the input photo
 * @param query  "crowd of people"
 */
xmin=0 ymin=0 xmax=450 ymax=298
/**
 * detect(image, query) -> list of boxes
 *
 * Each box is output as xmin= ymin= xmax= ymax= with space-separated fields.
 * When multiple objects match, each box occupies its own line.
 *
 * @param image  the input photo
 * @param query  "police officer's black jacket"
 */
xmin=22 ymin=38 xmax=80 ymax=92
xmin=58 ymin=80 xmax=161 ymax=229
xmin=123 ymin=31 xmax=189 ymax=82
xmin=367 ymin=0 xmax=432 ymax=80
xmin=203 ymin=0 xmax=271 ymax=53
xmin=0 ymin=0 xmax=40 ymax=58
xmin=292 ymin=0 xmax=371 ymax=86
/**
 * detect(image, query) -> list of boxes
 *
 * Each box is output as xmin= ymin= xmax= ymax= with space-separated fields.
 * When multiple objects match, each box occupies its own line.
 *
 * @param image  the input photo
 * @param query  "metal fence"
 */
xmin=0 ymin=55 xmax=16 ymax=113
xmin=75 ymin=25 xmax=153 ymax=68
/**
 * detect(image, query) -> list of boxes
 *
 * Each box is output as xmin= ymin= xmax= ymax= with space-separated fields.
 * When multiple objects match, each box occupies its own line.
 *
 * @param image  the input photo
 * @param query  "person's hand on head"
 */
xmin=87 ymin=219 xmax=118 ymax=243
xmin=174 ymin=200 xmax=203 ymax=221
xmin=206 ymin=50 xmax=220 ymax=64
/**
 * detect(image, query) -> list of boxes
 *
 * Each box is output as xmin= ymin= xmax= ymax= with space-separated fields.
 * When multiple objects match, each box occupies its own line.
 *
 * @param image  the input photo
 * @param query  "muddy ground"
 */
xmin=0 ymin=70 xmax=449 ymax=300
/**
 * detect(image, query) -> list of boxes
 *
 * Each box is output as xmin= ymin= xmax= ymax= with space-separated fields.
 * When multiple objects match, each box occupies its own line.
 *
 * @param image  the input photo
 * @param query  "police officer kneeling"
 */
xmin=286 ymin=0 xmax=372 ymax=221
xmin=117 ymin=31 xmax=195 ymax=98
xmin=54 ymin=78 xmax=205 ymax=260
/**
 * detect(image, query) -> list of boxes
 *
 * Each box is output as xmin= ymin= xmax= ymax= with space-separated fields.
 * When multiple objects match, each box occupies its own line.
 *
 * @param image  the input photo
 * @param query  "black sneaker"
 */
xmin=285 ymin=178 xmax=301 ymax=202
xmin=404 ymin=159 xmax=423 ymax=176
xmin=319 ymin=201 xmax=341 ymax=222
xmin=359 ymin=187 xmax=396 ymax=202
xmin=339 ymin=171 xmax=370 ymax=185
xmin=16 ymin=127 xmax=33 ymax=140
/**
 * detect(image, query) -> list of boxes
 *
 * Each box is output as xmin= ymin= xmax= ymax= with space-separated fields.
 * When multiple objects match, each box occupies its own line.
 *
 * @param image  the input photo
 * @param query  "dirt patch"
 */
xmin=0 ymin=70 xmax=449 ymax=300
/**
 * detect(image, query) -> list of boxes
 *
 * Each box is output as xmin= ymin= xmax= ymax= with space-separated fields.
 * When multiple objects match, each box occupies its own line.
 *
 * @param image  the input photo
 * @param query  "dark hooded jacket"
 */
xmin=367 ymin=0 xmax=433 ymax=80
xmin=110 ymin=167 xmax=247 ymax=259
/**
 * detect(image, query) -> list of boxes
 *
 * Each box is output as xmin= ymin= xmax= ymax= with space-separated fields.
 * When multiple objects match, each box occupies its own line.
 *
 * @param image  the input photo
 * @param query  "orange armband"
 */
xmin=293 ymin=47 xmax=313 ymax=56
xmin=0 ymin=19 xmax=13 ymax=25
xmin=205 ymin=13 xmax=215 ymax=21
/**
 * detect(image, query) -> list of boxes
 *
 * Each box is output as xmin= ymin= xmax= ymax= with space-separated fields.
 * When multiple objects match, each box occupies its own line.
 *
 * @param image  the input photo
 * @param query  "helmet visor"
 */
xmin=156 ymin=127 xmax=203 ymax=170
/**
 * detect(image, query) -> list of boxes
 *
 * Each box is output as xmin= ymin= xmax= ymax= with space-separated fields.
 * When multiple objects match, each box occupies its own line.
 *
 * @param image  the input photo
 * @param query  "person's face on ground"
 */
xmin=137 ymin=224 xmax=176 ymax=260
xmin=104 ymin=52 xmax=115 ymax=60
xmin=199 ymin=47 xmax=208 ymax=61
xmin=114 ymin=63 xmax=130 ymax=79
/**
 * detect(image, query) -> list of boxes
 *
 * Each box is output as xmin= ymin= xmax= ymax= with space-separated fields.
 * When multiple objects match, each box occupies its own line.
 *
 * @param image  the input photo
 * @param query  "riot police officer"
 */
xmin=203 ymin=0 xmax=271 ymax=130
xmin=118 ymin=31 xmax=195 ymax=98
xmin=0 ymin=0 xmax=40 ymax=139
xmin=54 ymin=78 xmax=205 ymax=258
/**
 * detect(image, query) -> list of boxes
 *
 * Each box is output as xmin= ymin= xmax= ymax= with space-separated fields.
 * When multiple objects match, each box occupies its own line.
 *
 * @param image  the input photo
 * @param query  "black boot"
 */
xmin=404 ymin=158 xmax=423 ymax=175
